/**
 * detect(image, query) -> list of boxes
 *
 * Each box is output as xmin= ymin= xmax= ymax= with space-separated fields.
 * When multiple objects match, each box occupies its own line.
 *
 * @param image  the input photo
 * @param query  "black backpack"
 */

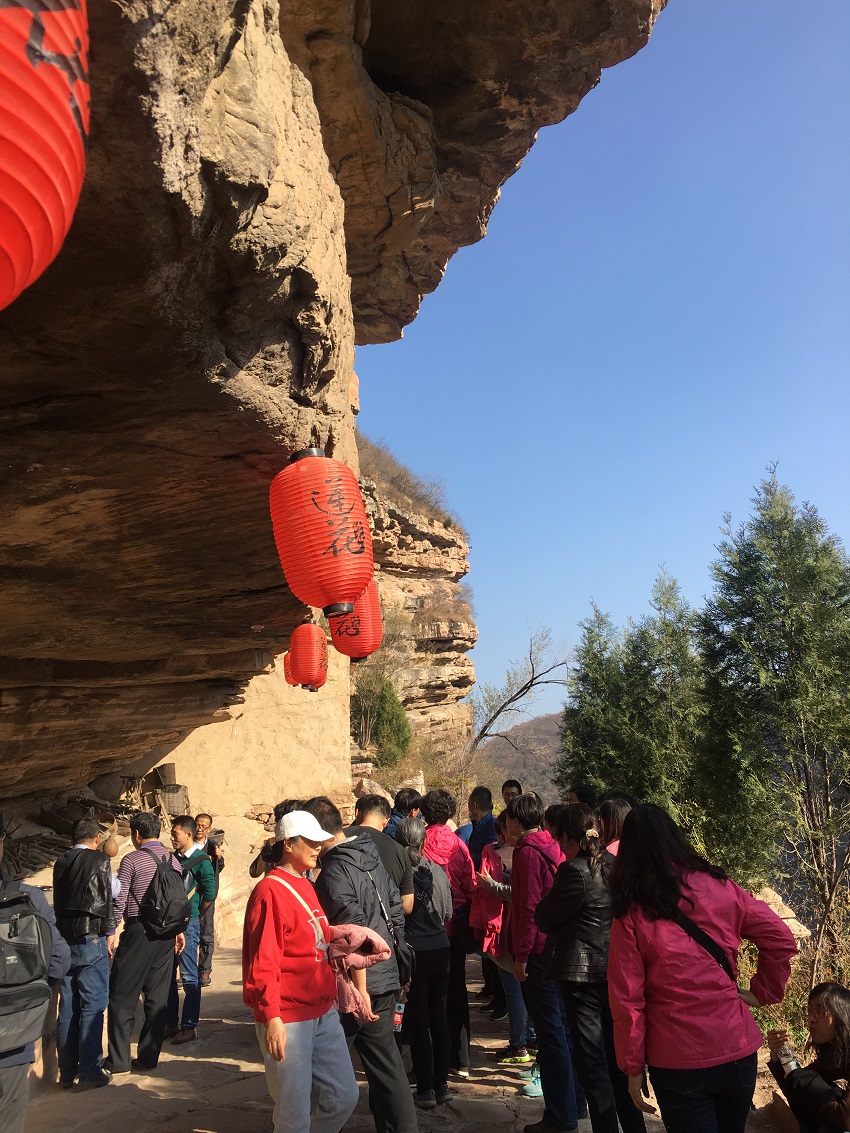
xmin=137 ymin=847 xmax=192 ymax=939
xmin=0 ymin=882 xmax=52 ymax=1053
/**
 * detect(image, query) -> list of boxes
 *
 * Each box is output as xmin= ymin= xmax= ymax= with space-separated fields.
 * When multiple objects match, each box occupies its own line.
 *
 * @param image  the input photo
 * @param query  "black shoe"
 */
xmin=78 ymin=1069 xmax=112 ymax=1089
xmin=524 ymin=1122 xmax=578 ymax=1133
xmin=100 ymin=1061 xmax=131 ymax=1076
xmin=200 ymin=973 xmax=212 ymax=987
xmin=59 ymin=1078 xmax=75 ymax=1089
xmin=131 ymin=1058 xmax=157 ymax=1073
xmin=435 ymin=1084 xmax=453 ymax=1104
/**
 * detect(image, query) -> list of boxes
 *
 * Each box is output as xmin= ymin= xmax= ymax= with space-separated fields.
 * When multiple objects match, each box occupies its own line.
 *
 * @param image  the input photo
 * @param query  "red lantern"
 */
xmin=282 ymin=652 xmax=298 ymax=686
xmin=0 ymin=0 xmax=91 ymax=310
xmin=329 ymin=578 xmax=383 ymax=661
xmin=288 ymin=620 xmax=328 ymax=692
xmin=269 ymin=449 xmax=374 ymax=617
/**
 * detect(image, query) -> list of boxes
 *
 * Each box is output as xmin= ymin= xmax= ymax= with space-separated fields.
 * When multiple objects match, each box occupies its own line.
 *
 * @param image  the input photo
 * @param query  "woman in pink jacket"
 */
xmin=608 ymin=804 xmax=797 ymax=1133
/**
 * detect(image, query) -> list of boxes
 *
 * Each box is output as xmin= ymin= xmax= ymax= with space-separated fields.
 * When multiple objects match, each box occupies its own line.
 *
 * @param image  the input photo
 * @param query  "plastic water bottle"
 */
xmin=393 ymin=998 xmax=406 ymax=1033
xmin=777 ymin=1043 xmax=800 ymax=1073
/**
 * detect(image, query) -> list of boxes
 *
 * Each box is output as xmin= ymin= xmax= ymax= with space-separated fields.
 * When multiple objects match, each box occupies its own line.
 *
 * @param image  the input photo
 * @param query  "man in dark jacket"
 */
xmin=53 ymin=816 xmax=116 ymax=1088
xmin=384 ymin=788 xmax=421 ymax=841
xmin=193 ymin=813 xmax=224 ymax=987
xmin=305 ymin=796 xmax=417 ymax=1133
xmin=467 ymin=786 xmax=498 ymax=871
xmin=1 ymin=816 xmax=71 ymax=1133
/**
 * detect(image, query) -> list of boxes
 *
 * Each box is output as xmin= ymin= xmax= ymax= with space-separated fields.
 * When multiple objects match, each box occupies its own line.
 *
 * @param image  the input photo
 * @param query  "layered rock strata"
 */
xmin=364 ymin=483 xmax=477 ymax=757
xmin=0 ymin=0 xmax=666 ymax=801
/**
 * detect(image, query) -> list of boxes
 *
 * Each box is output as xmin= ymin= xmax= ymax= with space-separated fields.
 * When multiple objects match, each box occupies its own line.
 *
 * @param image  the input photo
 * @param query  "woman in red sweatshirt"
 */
xmin=243 ymin=811 xmax=359 ymax=1133
xmin=608 ymin=804 xmax=797 ymax=1133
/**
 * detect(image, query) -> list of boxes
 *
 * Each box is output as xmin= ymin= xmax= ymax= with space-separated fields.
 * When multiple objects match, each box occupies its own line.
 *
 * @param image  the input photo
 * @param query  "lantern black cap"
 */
xmin=324 ymin=602 xmax=354 ymax=618
xmin=289 ymin=447 xmax=325 ymax=463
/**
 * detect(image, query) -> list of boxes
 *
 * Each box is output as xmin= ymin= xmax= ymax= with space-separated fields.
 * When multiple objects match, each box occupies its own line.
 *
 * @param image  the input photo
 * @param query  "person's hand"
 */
xmin=265 ymin=1017 xmax=286 ymax=1062
xmin=738 ymin=987 xmax=760 ymax=1009
xmin=767 ymin=1028 xmax=790 ymax=1056
xmin=361 ymin=990 xmax=379 ymax=1022
xmin=214 ymin=845 xmax=223 ymax=859
xmin=513 ymin=960 xmax=527 ymax=982
xmin=174 ymin=932 xmax=186 ymax=955
xmin=628 ymin=1071 xmax=657 ymax=1114
xmin=107 ymin=935 xmax=115 ymax=958
xmin=475 ymin=870 xmax=492 ymax=889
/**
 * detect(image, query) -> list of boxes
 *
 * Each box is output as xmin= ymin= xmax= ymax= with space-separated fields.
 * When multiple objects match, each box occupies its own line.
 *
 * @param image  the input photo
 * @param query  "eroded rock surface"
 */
xmin=0 ymin=0 xmax=666 ymax=799
xmin=364 ymin=482 xmax=477 ymax=757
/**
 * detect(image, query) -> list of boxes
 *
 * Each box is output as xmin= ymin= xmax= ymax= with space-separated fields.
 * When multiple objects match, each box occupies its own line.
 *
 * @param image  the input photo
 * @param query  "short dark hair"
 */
xmin=356 ymin=795 xmax=391 ymax=821
xmin=393 ymin=788 xmax=422 ymax=815
xmin=544 ymin=803 xmax=566 ymax=831
xmin=131 ymin=812 xmax=161 ymax=840
xmin=501 ymin=779 xmax=522 ymax=795
xmin=506 ymin=793 xmax=544 ymax=830
xmin=569 ymin=783 xmax=597 ymax=809
xmin=194 ymin=812 xmax=213 ymax=825
xmin=469 ymin=786 xmax=492 ymax=811
xmin=172 ymin=815 xmax=197 ymax=840
xmin=72 ymin=817 xmax=100 ymax=843
xmin=273 ymin=799 xmax=305 ymax=822
xmin=303 ymin=796 xmax=344 ymax=836
xmin=419 ymin=789 xmax=456 ymax=826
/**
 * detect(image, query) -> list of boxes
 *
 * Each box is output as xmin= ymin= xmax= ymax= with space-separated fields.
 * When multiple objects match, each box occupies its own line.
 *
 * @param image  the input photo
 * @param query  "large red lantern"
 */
xmin=282 ymin=652 xmax=298 ymax=686
xmin=269 ymin=449 xmax=374 ymax=617
xmin=0 ymin=0 xmax=91 ymax=310
xmin=329 ymin=578 xmax=383 ymax=661
xmin=288 ymin=620 xmax=328 ymax=692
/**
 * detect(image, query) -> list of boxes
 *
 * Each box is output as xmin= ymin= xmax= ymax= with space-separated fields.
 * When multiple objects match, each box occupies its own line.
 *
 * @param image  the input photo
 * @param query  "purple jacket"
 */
xmin=510 ymin=830 xmax=565 ymax=963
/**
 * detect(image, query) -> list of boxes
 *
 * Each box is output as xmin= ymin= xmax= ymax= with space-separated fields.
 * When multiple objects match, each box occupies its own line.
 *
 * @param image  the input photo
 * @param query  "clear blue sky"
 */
xmin=355 ymin=0 xmax=850 ymax=719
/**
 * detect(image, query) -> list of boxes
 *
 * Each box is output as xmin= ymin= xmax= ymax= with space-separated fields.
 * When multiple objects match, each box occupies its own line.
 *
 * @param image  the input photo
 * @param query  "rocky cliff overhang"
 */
xmin=290 ymin=0 xmax=667 ymax=342
xmin=0 ymin=0 xmax=666 ymax=799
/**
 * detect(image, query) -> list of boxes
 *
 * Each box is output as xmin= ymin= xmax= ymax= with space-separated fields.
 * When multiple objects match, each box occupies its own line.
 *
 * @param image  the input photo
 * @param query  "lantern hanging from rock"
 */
xmin=329 ymin=578 xmax=383 ymax=662
xmin=269 ymin=448 xmax=374 ymax=617
xmin=0 ymin=0 xmax=91 ymax=310
xmin=282 ymin=652 xmax=298 ymax=687
xmin=288 ymin=620 xmax=328 ymax=692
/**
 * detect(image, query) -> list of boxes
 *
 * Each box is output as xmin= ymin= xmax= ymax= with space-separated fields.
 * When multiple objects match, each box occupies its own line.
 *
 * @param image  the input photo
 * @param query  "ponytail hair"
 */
xmin=555 ymin=803 xmax=607 ymax=876
xmin=395 ymin=815 xmax=427 ymax=867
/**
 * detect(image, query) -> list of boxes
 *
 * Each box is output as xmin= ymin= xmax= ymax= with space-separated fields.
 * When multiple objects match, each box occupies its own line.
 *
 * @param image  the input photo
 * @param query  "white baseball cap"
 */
xmin=275 ymin=810 xmax=334 ymax=843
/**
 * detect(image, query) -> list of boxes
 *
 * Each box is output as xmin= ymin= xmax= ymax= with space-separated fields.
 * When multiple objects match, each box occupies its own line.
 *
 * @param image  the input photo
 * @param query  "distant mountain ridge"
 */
xmin=481 ymin=713 xmax=564 ymax=805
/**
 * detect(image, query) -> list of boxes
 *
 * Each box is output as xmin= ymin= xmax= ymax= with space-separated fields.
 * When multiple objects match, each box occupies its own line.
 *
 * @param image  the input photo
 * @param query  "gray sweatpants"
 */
xmin=0 ymin=1063 xmax=30 ymax=1133
xmin=255 ymin=1007 xmax=359 ymax=1133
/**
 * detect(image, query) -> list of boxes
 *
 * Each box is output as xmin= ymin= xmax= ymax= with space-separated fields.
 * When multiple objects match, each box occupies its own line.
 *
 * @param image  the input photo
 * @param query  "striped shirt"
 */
xmin=114 ymin=840 xmax=182 ymax=924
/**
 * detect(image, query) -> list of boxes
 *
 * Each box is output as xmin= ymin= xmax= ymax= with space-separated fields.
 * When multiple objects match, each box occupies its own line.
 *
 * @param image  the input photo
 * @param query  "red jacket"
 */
xmin=510 ymin=829 xmax=565 ymax=963
xmin=242 ymin=869 xmax=336 ymax=1024
xmin=608 ymin=871 xmax=797 ymax=1075
xmin=423 ymin=823 xmax=475 ymax=931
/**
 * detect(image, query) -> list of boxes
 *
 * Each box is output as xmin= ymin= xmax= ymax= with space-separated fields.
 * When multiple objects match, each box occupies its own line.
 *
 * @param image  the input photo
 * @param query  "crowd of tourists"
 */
xmin=2 ymin=782 xmax=850 ymax=1133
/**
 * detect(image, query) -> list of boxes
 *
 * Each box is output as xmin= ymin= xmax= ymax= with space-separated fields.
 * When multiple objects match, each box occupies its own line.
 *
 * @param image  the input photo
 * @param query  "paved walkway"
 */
xmin=26 ymin=947 xmax=774 ymax=1133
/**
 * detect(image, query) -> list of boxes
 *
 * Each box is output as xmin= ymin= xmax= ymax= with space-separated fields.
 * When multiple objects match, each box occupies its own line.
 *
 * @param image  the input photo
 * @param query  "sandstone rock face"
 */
xmin=0 ymin=0 xmax=666 ymax=802
xmin=364 ymin=482 xmax=477 ymax=758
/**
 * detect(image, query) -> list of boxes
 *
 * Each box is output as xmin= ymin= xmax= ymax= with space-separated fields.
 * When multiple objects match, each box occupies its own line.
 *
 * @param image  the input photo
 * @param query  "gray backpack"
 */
xmin=0 ymin=882 xmax=52 ymax=1052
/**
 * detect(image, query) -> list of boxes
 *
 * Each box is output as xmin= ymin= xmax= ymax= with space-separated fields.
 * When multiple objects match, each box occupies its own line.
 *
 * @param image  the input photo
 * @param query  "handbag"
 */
xmin=673 ymin=909 xmax=735 ymax=981
xmin=366 ymin=871 xmax=416 ymax=987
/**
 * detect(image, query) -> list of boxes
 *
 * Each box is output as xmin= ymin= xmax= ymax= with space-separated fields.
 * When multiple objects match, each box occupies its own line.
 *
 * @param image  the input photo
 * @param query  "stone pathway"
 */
xmin=25 ymin=947 xmax=773 ymax=1133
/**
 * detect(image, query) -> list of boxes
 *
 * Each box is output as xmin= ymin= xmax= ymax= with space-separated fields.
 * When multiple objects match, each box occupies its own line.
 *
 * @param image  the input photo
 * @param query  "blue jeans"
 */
xmin=648 ymin=1053 xmax=758 ymax=1133
xmin=167 ymin=916 xmax=201 ymax=1030
xmin=57 ymin=934 xmax=110 ymax=1082
xmin=256 ymin=1008 xmax=360 ymax=1133
xmin=499 ymin=966 xmax=535 ymax=1049
xmin=521 ymin=954 xmax=581 ymax=1129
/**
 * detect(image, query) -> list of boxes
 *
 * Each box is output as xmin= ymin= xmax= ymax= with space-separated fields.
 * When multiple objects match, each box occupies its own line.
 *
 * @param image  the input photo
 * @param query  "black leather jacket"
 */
xmin=53 ymin=847 xmax=115 ymax=939
xmin=534 ymin=852 xmax=614 ymax=983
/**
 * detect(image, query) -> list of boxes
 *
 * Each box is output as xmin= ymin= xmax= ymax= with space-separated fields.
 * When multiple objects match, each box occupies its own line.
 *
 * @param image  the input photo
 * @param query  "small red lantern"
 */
xmin=329 ymin=578 xmax=383 ymax=661
xmin=288 ymin=620 xmax=328 ymax=692
xmin=0 ymin=0 xmax=91 ymax=310
xmin=269 ymin=449 xmax=374 ymax=617
xmin=282 ymin=652 xmax=298 ymax=686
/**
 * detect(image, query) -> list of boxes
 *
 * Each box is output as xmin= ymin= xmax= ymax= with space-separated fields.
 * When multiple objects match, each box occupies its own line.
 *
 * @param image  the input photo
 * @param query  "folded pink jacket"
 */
xmin=328 ymin=924 xmax=392 ymax=1022
xmin=608 ymin=871 xmax=797 ymax=1076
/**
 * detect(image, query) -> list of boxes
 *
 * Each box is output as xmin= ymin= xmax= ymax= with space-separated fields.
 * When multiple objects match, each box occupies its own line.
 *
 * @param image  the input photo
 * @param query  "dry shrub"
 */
xmin=357 ymin=431 xmax=466 ymax=532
